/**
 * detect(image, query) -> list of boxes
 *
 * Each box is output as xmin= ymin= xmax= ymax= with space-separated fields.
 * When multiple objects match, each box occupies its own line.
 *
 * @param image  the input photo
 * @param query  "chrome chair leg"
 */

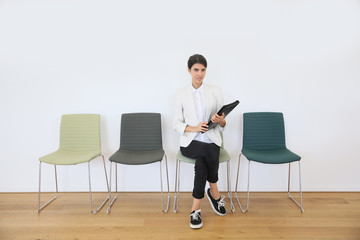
xmin=160 ymin=154 xmax=170 ymax=213
xmin=107 ymin=162 xmax=118 ymax=213
xmin=235 ymin=153 xmax=250 ymax=213
xmin=227 ymin=161 xmax=235 ymax=213
xmin=173 ymin=159 xmax=180 ymax=213
xmin=288 ymin=161 xmax=304 ymax=212
xmin=88 ymin=154 xmax=110 ymax=214
xmin=38 ymin=162 xmax=58 ymax=213
xmin=107 ymin=156 xmax=169 ymax=214
xmin=106 ymin=161 xmax=112 ymax=213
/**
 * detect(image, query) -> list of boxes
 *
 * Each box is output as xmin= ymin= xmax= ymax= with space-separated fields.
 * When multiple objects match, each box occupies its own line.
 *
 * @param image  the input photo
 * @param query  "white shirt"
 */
xmin=192 ymin=84 xmax=213 ymax=144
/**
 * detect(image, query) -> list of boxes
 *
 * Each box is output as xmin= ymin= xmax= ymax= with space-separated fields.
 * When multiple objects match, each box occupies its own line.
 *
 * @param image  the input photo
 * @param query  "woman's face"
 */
xmin=188 ymin=63 xmax=207 ymax=88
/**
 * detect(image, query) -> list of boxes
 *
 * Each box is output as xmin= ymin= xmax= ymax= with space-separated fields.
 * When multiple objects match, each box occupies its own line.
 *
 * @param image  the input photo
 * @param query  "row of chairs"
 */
xmin=38 ymin=112 xmax=303 ymax=214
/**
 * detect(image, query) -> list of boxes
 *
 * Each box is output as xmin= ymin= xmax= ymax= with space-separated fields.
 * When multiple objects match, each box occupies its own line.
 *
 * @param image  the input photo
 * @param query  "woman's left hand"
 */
xmin=211 ymin=113 xmax=226 ymax=127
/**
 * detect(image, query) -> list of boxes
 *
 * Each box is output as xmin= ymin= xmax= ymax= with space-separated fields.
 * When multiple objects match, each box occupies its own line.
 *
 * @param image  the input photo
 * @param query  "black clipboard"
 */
xmin=205 ymin=100 xmax=240 ymax=131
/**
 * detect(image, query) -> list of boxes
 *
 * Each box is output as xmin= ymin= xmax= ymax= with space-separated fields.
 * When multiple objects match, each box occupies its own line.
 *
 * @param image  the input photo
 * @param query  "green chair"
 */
xmin=38 ymin=114 xmax=110 ymax=214
xmin=106 ymin=113 xmax=170 ymax=213
xmin=235 ymin=112 xmax=304 ymax=213
xmin=173 ymin=133 xmax=235 ymax=213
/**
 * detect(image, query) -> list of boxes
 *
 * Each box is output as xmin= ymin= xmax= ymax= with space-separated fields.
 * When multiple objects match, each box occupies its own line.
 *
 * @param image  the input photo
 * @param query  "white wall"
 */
xmin=0 ymin=0 xmax=359 ymax=192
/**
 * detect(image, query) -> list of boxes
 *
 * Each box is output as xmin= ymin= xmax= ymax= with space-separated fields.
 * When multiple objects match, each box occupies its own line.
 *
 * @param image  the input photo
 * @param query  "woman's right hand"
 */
xmin=195 ymin=121 xmax=209 ymax=133
xmin=185 ymin=121 xmax=208 ymax=133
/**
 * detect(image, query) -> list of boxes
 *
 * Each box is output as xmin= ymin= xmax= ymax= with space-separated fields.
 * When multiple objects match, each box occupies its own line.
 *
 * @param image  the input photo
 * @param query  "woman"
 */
xmin=173 ymin=54 xmax=226 ymax=229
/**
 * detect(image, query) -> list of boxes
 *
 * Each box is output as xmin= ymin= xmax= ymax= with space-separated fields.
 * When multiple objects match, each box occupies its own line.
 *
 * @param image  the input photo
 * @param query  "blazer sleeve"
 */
xmin=172 ymin=89 xmax=187 ymax=135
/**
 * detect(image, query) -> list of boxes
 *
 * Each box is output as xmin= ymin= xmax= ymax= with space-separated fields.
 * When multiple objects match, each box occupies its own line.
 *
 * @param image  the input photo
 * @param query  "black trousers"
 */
xmin=180 ymin=140 xmax=220 ymax=199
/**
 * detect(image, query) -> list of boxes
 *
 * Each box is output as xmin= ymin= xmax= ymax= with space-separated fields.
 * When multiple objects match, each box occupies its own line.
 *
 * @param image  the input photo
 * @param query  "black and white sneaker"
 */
xmin=206 ymin=188 xmax=226 ymax=216
xmin=190 ymin=209 xmax=203 ymax=229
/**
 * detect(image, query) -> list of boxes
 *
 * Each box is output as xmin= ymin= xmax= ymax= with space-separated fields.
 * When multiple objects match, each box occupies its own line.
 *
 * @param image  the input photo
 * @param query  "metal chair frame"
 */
xmin=173 ymin=156 xmax=236 ymax=213
xmin=235 ymin=153 xmax=304 ymax=213
xmin=38 ymin=154 xmax=110 ymax=214
xmin=107 ymin=154 xmax=170 ymax=213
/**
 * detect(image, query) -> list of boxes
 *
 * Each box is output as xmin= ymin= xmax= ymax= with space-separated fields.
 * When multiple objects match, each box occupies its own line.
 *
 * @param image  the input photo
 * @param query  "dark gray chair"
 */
xmin=106 ymin=113 xmax=170 ymax=213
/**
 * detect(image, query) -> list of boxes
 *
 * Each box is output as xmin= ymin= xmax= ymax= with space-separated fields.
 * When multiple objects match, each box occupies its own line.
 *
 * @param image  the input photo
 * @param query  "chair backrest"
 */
xmin=242 ymin=112 xmax=286 ymax=150
xmin=59 ymin=114 xmax=101 ymax=152
xmin=120 ymin=113 xmax=163 ymax=151
xmin=220 ymin=130 xmax=225 ymax=149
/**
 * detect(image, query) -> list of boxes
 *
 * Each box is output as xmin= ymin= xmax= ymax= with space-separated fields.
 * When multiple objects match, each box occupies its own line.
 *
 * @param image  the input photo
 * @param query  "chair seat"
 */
xmin=177 ymin=148 xmax=230 ymax=164
xmin=242 ymin=148 xmax=301 ymax=164
xmin=39 ymin=150 xmax=101 ymax=165
xmin=109 ymin=149 xmax=164 ymax=165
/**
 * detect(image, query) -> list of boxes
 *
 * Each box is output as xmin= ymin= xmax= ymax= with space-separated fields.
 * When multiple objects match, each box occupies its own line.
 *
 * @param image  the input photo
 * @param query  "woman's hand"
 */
xmin=211 ymin=113 xmax=226 ymax=127
xmin=196 ymin=121 xmax=209 ymax=132
xmin=185 ymin=121 xmax=208 ymax=133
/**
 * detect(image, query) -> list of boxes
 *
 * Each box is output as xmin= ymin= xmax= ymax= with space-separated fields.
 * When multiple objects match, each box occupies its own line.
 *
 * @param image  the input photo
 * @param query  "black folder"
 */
xmin=206 ymin=100 xmax=240 ymax=131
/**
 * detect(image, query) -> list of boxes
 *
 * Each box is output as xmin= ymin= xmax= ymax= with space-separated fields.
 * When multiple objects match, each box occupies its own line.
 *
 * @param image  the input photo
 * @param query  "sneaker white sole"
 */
xmin=190 ymin=222 xmax=203 ymax=229
xmin=206 ymin=190 xmax=226 ymax=216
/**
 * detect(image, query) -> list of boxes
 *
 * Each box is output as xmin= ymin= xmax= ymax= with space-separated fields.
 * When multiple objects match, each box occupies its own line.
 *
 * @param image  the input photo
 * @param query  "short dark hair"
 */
xmin=187 ymin=54 xmax=207 ymax=69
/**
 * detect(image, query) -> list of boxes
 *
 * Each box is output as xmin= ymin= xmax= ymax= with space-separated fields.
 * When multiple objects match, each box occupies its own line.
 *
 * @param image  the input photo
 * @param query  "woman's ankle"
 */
xmin=210 ymin=188 xmax=220 ymax=200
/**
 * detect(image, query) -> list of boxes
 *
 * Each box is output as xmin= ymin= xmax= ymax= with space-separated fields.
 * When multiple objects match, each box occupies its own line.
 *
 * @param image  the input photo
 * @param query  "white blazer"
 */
xmin=173 ymin=83 xmax=225 ymax=147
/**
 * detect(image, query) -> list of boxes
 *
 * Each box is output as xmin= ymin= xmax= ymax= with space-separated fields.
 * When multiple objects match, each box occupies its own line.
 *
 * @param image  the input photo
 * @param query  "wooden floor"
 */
xmin=0 ymin=192 xmax=359 ymax=240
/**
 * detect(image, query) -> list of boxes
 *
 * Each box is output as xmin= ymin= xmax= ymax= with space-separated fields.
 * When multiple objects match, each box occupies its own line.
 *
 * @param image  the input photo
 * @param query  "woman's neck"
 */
xmin=192 ymin=82 xmax=202 ymax=89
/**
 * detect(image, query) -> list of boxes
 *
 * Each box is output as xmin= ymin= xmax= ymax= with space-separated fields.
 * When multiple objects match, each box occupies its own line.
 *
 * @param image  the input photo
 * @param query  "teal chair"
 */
xmin=173 ymin=133 xmax=235 ymax=213
xmin=38 ymin=114 xmax=109 ymax=214
xmin=235 ymin=112 xmax=304 ymax=213
xmin=106 ymin=113 xmax=170 ymax=213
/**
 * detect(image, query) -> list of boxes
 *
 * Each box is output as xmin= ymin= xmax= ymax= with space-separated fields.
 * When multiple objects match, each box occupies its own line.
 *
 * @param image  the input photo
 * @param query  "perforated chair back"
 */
xmin=38 ymin=114 xmax=109 ymax=214
xmin=59 ymin=114 xmax=101 ymax=152
xmin=243 ymin=112 xmax=286 ymax=150
xmin=235 ymin=112 xmax=304 ymax=213
xmin=120 ymin=113 xmax=162 ymax=151
xmin=107 ymin=112 xmax=170 ymax=213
